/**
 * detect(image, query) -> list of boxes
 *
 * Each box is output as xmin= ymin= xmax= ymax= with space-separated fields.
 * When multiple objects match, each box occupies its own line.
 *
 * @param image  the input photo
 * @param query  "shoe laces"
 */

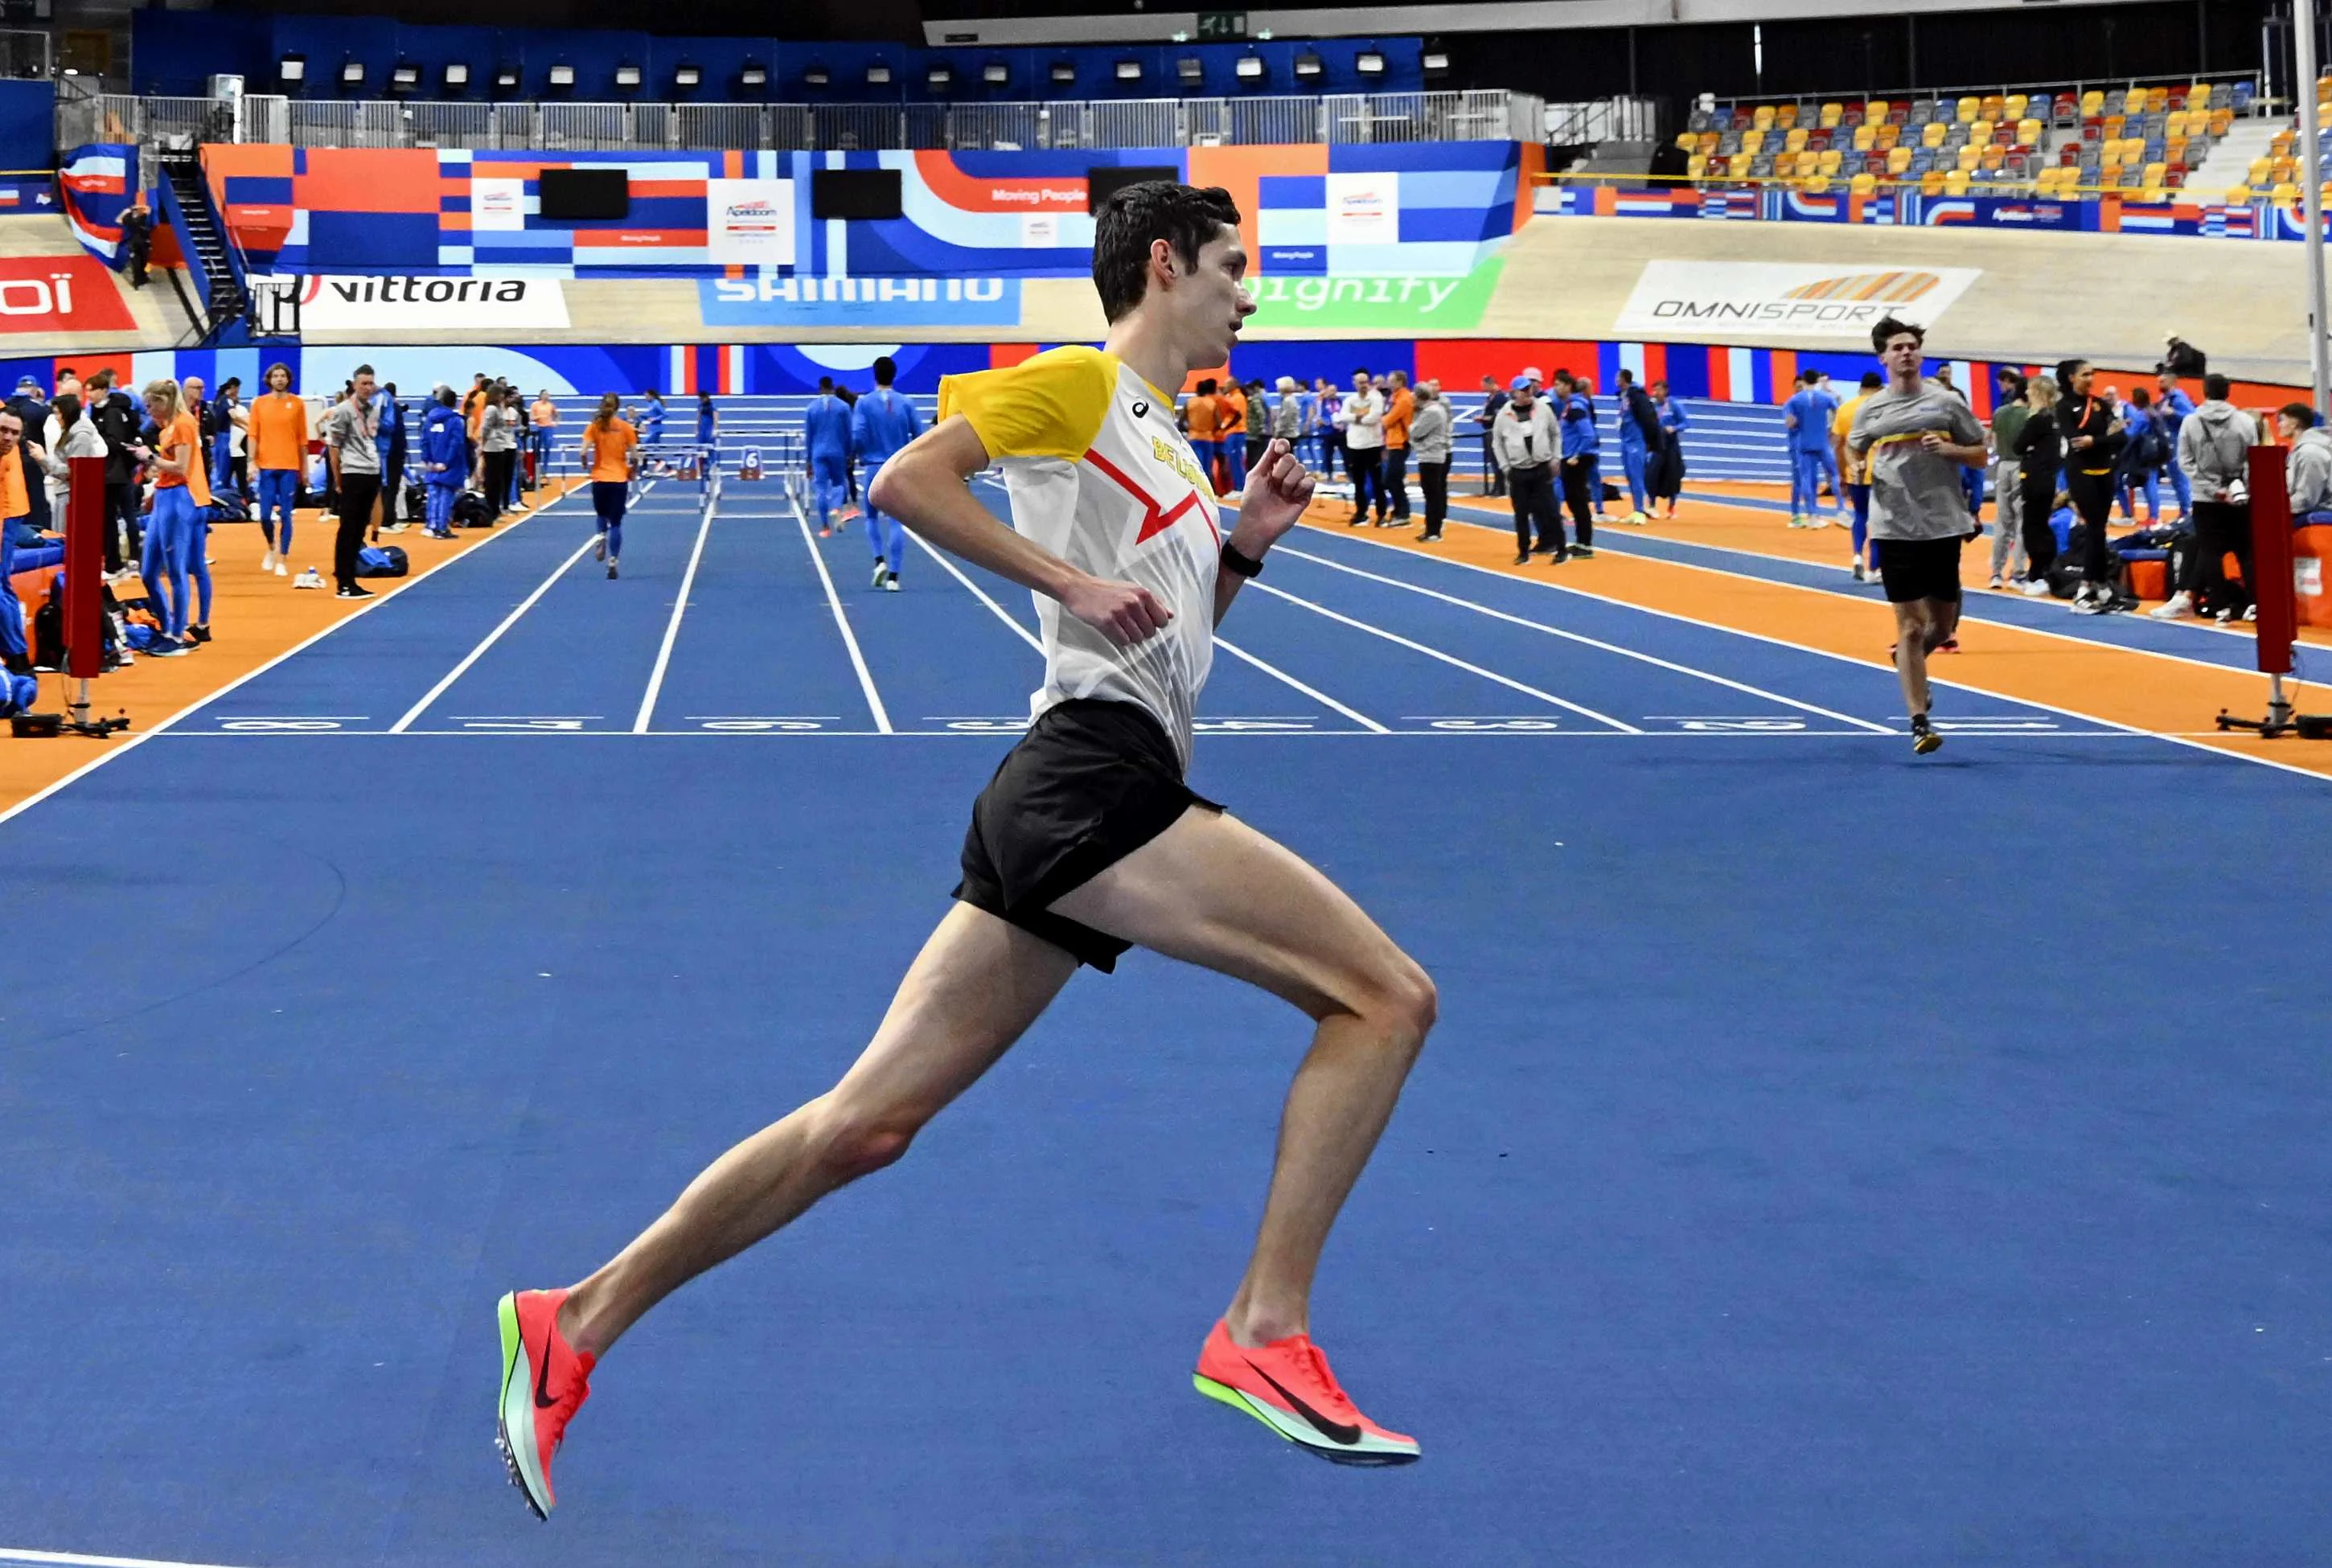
xmin=1283 ymin=1335 xmax=1351 ymax=1409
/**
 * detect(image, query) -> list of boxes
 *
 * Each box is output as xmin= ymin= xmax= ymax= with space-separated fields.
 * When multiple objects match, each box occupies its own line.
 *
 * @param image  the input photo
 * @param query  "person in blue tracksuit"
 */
xmin=802 ymin=377 xmax=854 ymax=537
xmin=1614 ymin=368 xmax=1662 ymax=522
xmin=421 ymin=386 xmax=470 ymax=540
xmin=1553 ymin=370 xmax=1600 ymax=554
xmin=1784 ymin=371 xmax=1838 ymax=525
xmin=376 ymin=382 xmax=409 ymax=529
xmin=638 ymin=388 xmax=666 ymax=467
xmin=1649 ymin=380 xmax=1689 ymax=519
xmin=696 ymin=392 xmax=716 ymax=476
xmin=209 ymin=379 xmax=241 ymax=501
xmin=2153 ymin=369 xmax=2194 ymax=519
xmin=848 ymin=356 xmax=921 ymax=591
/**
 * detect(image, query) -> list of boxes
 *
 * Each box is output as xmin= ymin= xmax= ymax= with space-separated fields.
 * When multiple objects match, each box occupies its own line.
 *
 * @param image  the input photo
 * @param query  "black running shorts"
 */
xmin=954 ymin=698 xmax=1221 ymax=972
xmin=1875 ymin=534 xmax=1969 ymax=605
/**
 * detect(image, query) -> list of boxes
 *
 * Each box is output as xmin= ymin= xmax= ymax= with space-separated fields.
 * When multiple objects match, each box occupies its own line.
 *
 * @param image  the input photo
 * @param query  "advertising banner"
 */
xmin=699 ymin=274 xmax=1020 ymax=328
xmin=0 ymin=253 xmax=136 ymax=333
xmin=1244 ymin=257 xmax=1502 ymax=331
xmin=1325 ymin=173 xmax=1400 ymax=246
xmin=705 ymin=179 xmax=796 ymax=268
xmin=1616 ymin=261 xmax=1982 ymax=339
xmin=471 ymin=178 xmax=526 ymax=232
xmin=269 ymin=273 xmax=571 ymax=330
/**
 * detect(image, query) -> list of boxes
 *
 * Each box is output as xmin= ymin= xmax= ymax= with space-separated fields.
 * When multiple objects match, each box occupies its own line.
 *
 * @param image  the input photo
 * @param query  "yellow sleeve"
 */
xmin=938 ymin=346 xmax=1117 ymax=462
xmin=1830 ymin=401 xmax=1854 ymax=441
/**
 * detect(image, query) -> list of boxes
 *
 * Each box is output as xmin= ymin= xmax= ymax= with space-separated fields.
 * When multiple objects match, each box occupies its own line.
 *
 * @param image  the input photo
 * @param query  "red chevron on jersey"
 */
xmin=1083 ymin=446 xmax=1214 ymax=546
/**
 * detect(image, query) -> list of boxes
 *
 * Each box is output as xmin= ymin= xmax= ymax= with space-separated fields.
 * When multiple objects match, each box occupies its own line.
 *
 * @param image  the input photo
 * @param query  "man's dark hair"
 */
xmin=1870 ymin=316 xmax=1924 ymax=353
xmin=1091 ymin=180 xmax=1241 ymax=325
xmin=353 ymin=363 xmax=375 ymax=379
xmin=2281 ymin=400 xmax=2317 ymax=428
xmin=2204 ymin=372 xmax=2231 ymax=400
xmin=1353 ymin=367 xmax=1370 ymax=380
xmin=220 ymin=376 xmax=240 ymax=391
xmin=437 ymin=386 xmax=457 ymax=408
xmin=818 ymin=376 xmax=833 ymax=392
xmin=1997 ymin=367 xmax=2026 ymax=398
xmin=872 ymin=355 xmax=897 ymax=387
xmin=87 ymin=367 xmax=113 ymax=390
xmin=1616 ymin=368 xmax=1635 ymax=385
xmin=1860 ymin=371 xmax=1883 ymax=388
xmin=1196 ymin=377 xmax=1217 ymax=396
xmin=1650 ymin=380 xmax=1667 ymax=392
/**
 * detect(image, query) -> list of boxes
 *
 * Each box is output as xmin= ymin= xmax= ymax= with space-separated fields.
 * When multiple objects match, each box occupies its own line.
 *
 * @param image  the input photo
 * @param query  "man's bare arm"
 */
xmin=870 ymin=415 xmax=1172 ymax=647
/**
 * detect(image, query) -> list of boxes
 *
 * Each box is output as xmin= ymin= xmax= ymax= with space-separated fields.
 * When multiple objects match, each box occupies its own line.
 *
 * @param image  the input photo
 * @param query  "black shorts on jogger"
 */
xmin=955 ymin=698 xmax=1221 ymax=972
xmin=1874 ymin=534 xmax=1969 ymax=605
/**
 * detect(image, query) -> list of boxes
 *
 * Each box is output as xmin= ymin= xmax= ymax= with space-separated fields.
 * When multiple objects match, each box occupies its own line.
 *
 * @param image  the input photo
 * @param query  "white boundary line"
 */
xmin=1274 ymin=542 xmax=1894 ymax=734
xmin=908 ymin=527 xmax=1390 ymax=733
xmin=388 ymin=532 xmax=601 ymax=733
xmin=1296 ymin=519 xmax=2332 ymax=786
xmin=1246 ymin=580 xmax=1642 ymax=733
xmin=0 ymin=483 xmax=579 ymax=831
xmin=632 ymin=478 xmax=721 ymax=733
xmin=788 ymin=477 xmax=893 ymax=734
xmin=0 ymin=1548 xmax=275 ymax=1568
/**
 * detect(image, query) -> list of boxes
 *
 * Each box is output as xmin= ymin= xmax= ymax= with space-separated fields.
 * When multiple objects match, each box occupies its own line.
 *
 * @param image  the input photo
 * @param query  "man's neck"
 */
xmin=1891 ymin=372 xmax=1923 ymax=396
xmin=1103 ymin=312 xmax=1197 ymax=403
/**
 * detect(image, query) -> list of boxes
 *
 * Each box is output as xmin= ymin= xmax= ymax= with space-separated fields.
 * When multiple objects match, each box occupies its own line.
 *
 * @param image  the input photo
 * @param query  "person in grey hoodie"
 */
xmin=2158 ymin=373 xmax=2256 ymax=620
xmin=2279 ymin=404 xmax=2332 ymax=515
xmin=1409 ymin=381 xmax=1452 ymax=540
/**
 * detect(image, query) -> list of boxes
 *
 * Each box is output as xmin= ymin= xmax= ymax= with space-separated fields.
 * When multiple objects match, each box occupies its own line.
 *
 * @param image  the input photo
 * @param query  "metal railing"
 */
xmin=1710 ymin=71 xmax=2266 ymax=119
xmin=1547 ymin=97 xmax=1660 ymax=146
xmin=64 ymin=88 xmax=1546 ymax=154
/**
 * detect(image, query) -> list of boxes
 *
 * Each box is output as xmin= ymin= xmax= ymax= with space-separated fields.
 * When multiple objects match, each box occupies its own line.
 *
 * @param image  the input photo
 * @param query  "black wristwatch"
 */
xmin=1221 ymin=540 xmax=1264 ymax=578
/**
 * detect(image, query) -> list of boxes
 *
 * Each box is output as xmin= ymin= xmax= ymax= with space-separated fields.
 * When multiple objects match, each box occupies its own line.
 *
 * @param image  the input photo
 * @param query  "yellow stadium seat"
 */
xmin=1698 ymin=132 xmax=1719 ymax=154
xmin=2103 ymin=113 xmax=2125 ymax=139
xmin=1784 ymin=125 xmax=1809 ymax=152
xmin=1677 ymin=133 xmax=1698 ymax=150
xmin=1853 ymin=124 xmax=1877 ymax=151
xmin=2211 ymin=108 xmax=2234 ymax=134
xmin=1921 ymin=121 xmax=1946 ymax=148
xmin=1982 ymin=93 xmax=2006 ymax=121
xmin=1920 ymin=170 xmax=1947 ymax=195
xmin=1751 ymin=105 xmax=1776 ymax=131
xmin=2226 ymin=183 xmax=2252 ymax=205
xmin=1956 ymin=95 xmax=1980 ymax=123
xmin=2017 ymin=117 xmax=2043 ymax=146
xmin=1850 ymin=171 xmax=1877 ymax=196
xmin=1743 ymin=127 xmax=1767 ymax=153
xmin=1874 ymin=123 xmax=1901 ymax=150
xmin=2188 ymin=82 xmax=2213 ymax=110
xmin=1944 ymin=170 xmax=1970 ymax=196
xmin=2166 ymin=111 xmax=2188 ymax=139
xmin=1973 ymin=117 xmax=1997 ymax=142
xmin=2273 ymin=156 xmax=2298 ymax=183
xmin=1784 ymin=105 xmax=1805 ymax=128
xmin=1866 ymin=100 xmax=1891 ymax=122
xmin=1820 ymin=101 xmax=1843 ymax=128
xmin=1981 ymin=146 xmax=2006 ymax=172
xmin=1887 ymin=145 xmax=1913 ymax=174
xmin=2167 ymin=136 xmax=2190 ymax=166
xmin=1818 ymin=147 xmax=1843 ymax=174
xmin=2273 ymin=181 xmax=2301 ymax=205
xmin=1804 ymin=173 xmax=1829 ymax=194
xmin=2249 ymin=156 xmax=2272 ymax=184
xmin=1774 ymin=152 xmax=1798 ymax=177
xmin=2142 ymin=187 xmax=2170 ymax=204
xmin=2080 ymin=89 xmax=2104 ymax=117
xmin=1956 ymin=145 xmax=1981 ymax=171
xmin=2142 ymin=160 xmax=2167 ymax=188
xmin=1687 ymin=154 xmax=1707 ymax=178
xmin=2271 ymin=128 xmax=2295 ymax=156
xmin=2006 ymin=92 xmax=2030 ymax=121
xmin=2147 ymin=87 xmax=2170 ymax=113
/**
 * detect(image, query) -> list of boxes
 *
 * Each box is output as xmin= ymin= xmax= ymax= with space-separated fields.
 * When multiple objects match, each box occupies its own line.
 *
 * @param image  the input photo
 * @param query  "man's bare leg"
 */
xmin=1891 ymin=599 xmax=1940 ymax=718
xmin=558 ymin=905 xmax=1078 ymax=1357
xmin=1051 ymin=807 xmax=1436 ymax=1348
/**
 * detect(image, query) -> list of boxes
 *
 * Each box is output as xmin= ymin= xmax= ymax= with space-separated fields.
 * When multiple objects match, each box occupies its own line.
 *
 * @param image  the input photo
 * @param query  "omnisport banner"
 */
xmin=1616 ymin=261 xmax=1983 ymax=339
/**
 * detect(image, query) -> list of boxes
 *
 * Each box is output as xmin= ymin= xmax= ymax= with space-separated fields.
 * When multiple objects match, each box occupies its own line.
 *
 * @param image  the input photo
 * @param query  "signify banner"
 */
xmin=270 ymin=273 xmax=571 ymax=331
xmin=700 ymin=274 xmax=1021 ymax=328
xmin=1243 ymin=258 xmax=1502 ymax=331
xmin=1616 ymin=261 xmax=1983 ymax=339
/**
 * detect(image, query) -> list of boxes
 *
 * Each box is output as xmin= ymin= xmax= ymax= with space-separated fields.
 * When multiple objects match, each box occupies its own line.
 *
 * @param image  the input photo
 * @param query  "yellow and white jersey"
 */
xmin=939 ymin=346 xmax=1224 ymax=770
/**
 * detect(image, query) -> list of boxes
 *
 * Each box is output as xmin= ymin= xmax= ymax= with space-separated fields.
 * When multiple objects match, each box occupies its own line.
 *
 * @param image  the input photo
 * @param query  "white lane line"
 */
xmin=388 ymin=531 xmax=601 ymax=733
xmin=788 ymin=478 xmax=893 ymax=734
xmin=905 ymin=528 xmax=1043 ymax=655
xmin=947 ymin=482 xmax=1387 ymax=733
xmin=1273 ymin=543 xmax=1893 ymax=733
xmin=0 ymin=483 xmax=580 ymax=831
xmin=1246 ymin=580 xmax=1641 ymax=732
xmin=631 ymin=474 xmax=721 ymax=733
xmin=0 ymin=1545 xmax=278 ymax=1568
xmin=1299 ymin=521 xmax=2332 ymax=786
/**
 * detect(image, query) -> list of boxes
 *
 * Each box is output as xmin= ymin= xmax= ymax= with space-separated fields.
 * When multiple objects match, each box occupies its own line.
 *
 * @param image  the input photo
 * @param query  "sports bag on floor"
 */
xmin=355 ymin=545 xmax=409 ymax=578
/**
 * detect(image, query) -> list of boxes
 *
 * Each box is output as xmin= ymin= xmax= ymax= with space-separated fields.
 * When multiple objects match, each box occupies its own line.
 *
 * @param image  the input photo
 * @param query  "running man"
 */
xmin=1846 ymin=318 xmax=1989 ymax=755
xmin=581 ymin=393 xmax=636 ymax=581
xmin=1831 ymin=371 xmax=1883 ymax=581
xmin=803 ymin=376 xmax=853 ymax=536
xmin=495 ymin=181 xmax=1436 ymax=1521
xmin=637 ymin=388 xmax=667 ymax=471
xmin=850 ymin=357 xmax=921 ymax=591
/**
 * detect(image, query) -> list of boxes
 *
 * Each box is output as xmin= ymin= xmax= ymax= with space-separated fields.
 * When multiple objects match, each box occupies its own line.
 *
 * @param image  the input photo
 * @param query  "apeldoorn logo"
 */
xmin=1616 ymin=261 xmax=1982 ymax=339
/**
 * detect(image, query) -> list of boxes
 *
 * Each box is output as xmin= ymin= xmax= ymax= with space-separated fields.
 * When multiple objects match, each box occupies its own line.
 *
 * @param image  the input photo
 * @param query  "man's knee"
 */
xmin=1348 ymin=951 xmax=1438 ymax=1046
xmin=811 ymin=1092 xmax=928 ymax=1182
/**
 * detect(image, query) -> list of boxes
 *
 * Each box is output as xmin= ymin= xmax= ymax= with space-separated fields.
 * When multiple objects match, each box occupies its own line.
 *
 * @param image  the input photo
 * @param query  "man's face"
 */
xmin=1352 ymin=372 xmax=1370 ymax=393
xmin=1510 ymin=385 xmax=1533 ymax=413
xmin=1165 ymin=226 xmax=1253 ymax=368
xmin=268 ymin=367 xmax=290 ymax=392
xmin=1880 ymin=334 xmax=1923 ymax=381
xmin=0 ymin=413 xmax=19 ymax=455
xmin=1389 ymin=372 xmax=1406 ymax=390
xmin=2071 ymin=364 xmax=2094 ymax=396
xmin=1652 ymin=383 xmax=1667 ymax=400
xmin=355 ymin=373 xmax=377 ymax=401
xmin=2280 ymin=412 xmax=2305 ymax=441
xmin=183 ymin=378 xmax=203 ymax=404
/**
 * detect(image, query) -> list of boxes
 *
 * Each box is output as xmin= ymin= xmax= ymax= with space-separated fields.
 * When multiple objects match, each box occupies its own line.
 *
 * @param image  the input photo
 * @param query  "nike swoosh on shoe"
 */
xmin=1247 ymin=1360 xmax=1362 ymax=1445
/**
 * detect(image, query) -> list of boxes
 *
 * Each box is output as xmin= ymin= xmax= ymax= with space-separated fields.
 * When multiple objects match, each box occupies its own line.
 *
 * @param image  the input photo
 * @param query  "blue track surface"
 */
xmin=3 ymin=473 xmax=2330 ymax=1568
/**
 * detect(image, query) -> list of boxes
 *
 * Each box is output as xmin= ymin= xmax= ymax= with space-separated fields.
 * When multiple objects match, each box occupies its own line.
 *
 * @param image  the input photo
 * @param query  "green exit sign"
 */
xmin=1196 ymin=11 xmax=1247 ymax=40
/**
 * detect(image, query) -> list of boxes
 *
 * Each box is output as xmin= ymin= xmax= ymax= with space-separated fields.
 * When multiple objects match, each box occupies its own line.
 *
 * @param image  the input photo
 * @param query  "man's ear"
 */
xmin=1149 ymin=236 xmax=1180 ymax=286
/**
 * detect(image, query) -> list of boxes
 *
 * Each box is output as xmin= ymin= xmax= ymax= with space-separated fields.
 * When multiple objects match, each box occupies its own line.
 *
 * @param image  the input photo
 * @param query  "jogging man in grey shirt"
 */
xmin=1846 ymin=317 xmax=1989 ymax=755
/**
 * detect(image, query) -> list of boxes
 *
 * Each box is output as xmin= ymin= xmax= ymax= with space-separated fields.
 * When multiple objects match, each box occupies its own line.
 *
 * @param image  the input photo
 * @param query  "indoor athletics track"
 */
xmin=3 ymin=470 xmax=2329 ymax=1568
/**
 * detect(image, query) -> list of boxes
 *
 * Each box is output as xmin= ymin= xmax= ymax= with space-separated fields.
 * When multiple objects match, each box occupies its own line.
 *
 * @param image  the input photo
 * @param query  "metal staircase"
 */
xmin=156 ymin=150 xmax=245 ymax=344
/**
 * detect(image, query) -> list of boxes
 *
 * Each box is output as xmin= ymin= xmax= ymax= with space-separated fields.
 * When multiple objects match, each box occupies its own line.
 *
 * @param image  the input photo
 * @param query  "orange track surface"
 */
xmin=1298 ymin=495 xmax=2332 ymax=782
xmin=0 ymin=478 xmax=583 ymax=815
